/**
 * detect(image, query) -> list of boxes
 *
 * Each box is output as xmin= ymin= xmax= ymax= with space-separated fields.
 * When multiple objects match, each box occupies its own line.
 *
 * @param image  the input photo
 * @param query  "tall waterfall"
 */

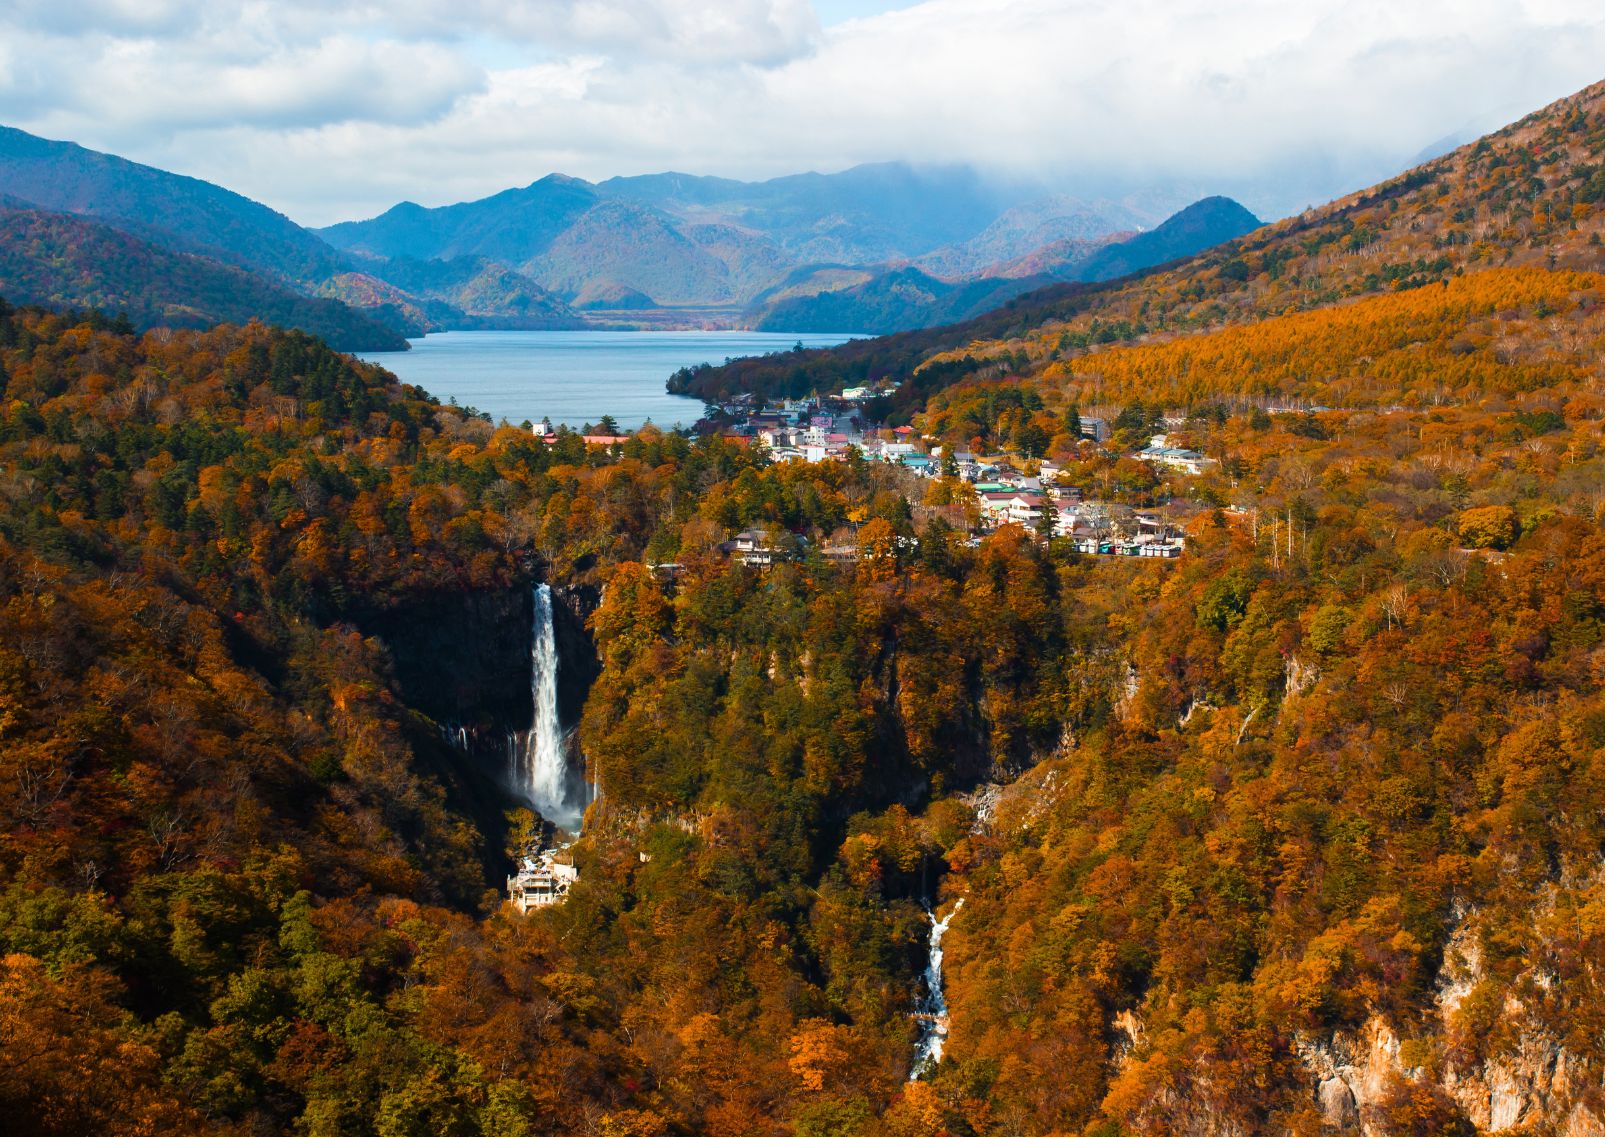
xmin=910 ymin=898 xmax=964 ymax=1079
xmin=510 ymin=584 xmax=586 ymax=832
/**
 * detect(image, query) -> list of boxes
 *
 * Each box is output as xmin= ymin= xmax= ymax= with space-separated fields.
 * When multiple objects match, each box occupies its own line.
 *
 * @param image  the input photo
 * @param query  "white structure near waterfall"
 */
xmin=507 ymin=850 xmax=578 ymax=913
xmin=509 ymin=583 xmax=589 ymax=832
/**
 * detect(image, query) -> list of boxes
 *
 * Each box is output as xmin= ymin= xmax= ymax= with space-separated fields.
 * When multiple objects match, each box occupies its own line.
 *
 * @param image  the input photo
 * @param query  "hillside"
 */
xmin=523 ymin=199 xmax=752 ymax=306
xmin=0 ymin=203 xmax=407 ymax=350
xmin=679 ymin=80 xmax=1605 ymax=404
xmin=0 ymin=126 xmax=345 ymax=285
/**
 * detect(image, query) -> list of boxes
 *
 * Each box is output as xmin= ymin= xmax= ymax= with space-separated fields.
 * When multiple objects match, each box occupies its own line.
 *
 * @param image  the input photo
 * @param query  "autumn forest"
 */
xmin=4 ymin=62 xmax=1605 ymax=1137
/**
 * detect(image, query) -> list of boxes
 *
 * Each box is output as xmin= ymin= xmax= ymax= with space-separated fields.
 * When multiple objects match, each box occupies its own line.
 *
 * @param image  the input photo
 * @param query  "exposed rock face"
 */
xmin=1289 ymin=897 xmax=1604 ymax=1135
xmin=549 ymin=582 xmax=601 ymax=733
xmin=357 ymin=579 xmax=599 ymax=736
xmin=360 ymin=587 xmax=532 ymax=728
xmin=1296 ymin=1018 xmax=1410 ymax=1134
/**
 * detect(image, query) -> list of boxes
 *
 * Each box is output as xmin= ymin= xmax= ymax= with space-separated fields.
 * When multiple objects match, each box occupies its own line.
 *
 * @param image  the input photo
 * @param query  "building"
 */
xmin=507 ymin=852 xmax=579 ymax=913
xmin=723 ymin=528 xmax=794 ymax=566
xmin=979 ymin=491 xmax=1046 ymax=527
xmin=1134 ymin=434 xmax=1216 ymax=476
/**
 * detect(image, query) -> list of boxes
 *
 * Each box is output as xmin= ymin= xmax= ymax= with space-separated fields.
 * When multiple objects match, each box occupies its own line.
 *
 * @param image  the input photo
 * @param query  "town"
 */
xmin=671 ymin=382 xmax=1212 ymax=565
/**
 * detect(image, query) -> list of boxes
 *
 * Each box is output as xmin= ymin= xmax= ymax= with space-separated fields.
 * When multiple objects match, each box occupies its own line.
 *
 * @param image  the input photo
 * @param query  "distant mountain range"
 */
xmin=317 ymin=164 xmax=1153 ymax=310
xmin=750 ymin=197 xmax=1262 ymax=334
xmin=0 ymin=123 xmax=1263 ymax=345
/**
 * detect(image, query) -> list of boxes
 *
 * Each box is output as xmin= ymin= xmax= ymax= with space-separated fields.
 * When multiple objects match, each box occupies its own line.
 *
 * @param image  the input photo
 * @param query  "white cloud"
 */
xmin=1 ymin=0 xmax=1602 ymax=225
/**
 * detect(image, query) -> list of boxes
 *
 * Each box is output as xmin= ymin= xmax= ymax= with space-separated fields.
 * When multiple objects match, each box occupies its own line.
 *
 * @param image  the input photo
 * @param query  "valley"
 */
xmin=2 ymin=28 xmax=1605 ymax=1137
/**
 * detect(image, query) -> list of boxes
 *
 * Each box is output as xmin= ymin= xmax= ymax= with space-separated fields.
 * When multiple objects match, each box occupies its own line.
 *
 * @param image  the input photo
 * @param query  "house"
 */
xmin=723 ymin=528 xmax=797 ymax=566
xmin=840 ymin=386 xmax=874 ymax=400
xmin=1079 ymin=417 xmax=1109 ymax=443
xmin=507 ymin=852 xmax=579 ymax=913
xmin=1134 ymin=434 xmax=1216 ymax=476
xmin=979 ymin=491 xmax=1045 ymax=526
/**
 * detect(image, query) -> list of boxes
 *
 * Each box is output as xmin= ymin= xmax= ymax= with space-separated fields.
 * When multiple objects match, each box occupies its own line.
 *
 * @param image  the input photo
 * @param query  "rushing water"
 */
xmin=510 ymin=584 xmax=586 ymax=831
xmin=911 ymin=898 xmax=964 ymax=1079
xmin=358 ymin=329 xmax=858 ymax=430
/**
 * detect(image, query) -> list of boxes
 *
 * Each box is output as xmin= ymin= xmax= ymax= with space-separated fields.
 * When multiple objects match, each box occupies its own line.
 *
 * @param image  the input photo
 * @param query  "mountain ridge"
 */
xmin=0 ymin=200 xmax=407 ymax=350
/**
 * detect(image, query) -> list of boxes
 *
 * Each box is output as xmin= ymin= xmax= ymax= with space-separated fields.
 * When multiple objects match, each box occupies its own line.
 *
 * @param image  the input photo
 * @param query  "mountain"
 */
xmin=673 ymin=78 xmax=1605 ymax=404
xmin=0 ymin=201 xmax=407 ymax=350
xmin=752 ymin=266 xmax=1053 ymax=334
xmin=318 ymin=175 xmax=601 ymax=266
xmin=1063 ymin=194 xmax=1263 ymax=282
xmin=596 ymin=162 xmax=1036 ymax=263
xmin=319 ymin=164 xmax=1147 ymax=311
xmin=913 ymin=194 xmax=1145 ymax=279
xmin=358 ymin=256 xmax=585 ymax=329
xmin=745 ymin=196 xmax=1261 ymax=336
xmin=523 ymin=199 xmax=747 ymax=306
xmin=0 ymin=125 xmax=345 ymax=285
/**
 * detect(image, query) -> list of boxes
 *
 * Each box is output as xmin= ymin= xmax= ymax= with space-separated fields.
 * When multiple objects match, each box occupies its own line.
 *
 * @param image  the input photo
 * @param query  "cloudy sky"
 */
xmin=3 ymin=0 xmax=1604 ymax=226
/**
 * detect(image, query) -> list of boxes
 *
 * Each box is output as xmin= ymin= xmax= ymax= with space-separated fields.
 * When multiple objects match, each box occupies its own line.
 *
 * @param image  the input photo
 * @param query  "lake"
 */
xmin=358 ymin=330 xmax=859 ymax=430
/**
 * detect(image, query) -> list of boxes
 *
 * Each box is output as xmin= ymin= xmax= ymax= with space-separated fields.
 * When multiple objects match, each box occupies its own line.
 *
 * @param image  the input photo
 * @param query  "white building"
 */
xmin=508 ymin=852 xmax=579 ymax=913
xmin=1135 ymin=434 xmax=1216 ymax=476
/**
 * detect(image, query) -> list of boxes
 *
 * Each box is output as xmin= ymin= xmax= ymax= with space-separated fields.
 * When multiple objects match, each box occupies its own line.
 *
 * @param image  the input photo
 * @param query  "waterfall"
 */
xmin=510 ymin=584 xmax=586 ymax=832
xmin=910 ymin=898 xmax=964 ymax=1079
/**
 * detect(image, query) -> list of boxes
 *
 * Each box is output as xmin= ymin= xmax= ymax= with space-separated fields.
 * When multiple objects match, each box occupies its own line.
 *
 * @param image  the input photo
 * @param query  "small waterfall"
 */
xmin=510 ymin=584 xmax=586 ymax=832
xmin=910 ymin=898 xmax=964 ymax=1079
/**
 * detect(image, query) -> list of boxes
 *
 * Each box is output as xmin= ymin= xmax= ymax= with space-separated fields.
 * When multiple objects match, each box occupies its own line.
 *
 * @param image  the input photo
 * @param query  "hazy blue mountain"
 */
xmin=750 ymin=196 xmax=1262 ymax=334
xmin=318 ymin=175 xmax=601 ymax=265
xmin=318 ymin=163 xmax=1146 ymax=309
xmin=0 ymin=125 xmax=345 ymax=285
xmin=1067 ymin=196 xmax=1261 ymax=282
xmin=0 ymin=201 xmax=407 ymax=350
xmin=522 ymin=199 xmax=747 ymax=305
xmin=597 ymin=162 xmax=1022 ymax=262
xmin=361 ymin=255 xmax=583 ymax=327
xmin=914 ymin=195 xmax=1145 ymax=279
xmin=752 ymin=266 xmax=1053 ymax=334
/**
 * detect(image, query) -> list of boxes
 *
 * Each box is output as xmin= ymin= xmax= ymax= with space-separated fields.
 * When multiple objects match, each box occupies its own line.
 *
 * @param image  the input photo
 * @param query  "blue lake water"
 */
xmin=358 ymin=330 xmax=859 ymax=430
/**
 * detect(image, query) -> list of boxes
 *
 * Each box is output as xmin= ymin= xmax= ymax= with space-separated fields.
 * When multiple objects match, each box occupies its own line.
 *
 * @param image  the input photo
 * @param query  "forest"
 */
xmin=3 ymin=250 xmax=1605 ymax=1133
xmin=3 ymin=77 xmax=1605 ymax=1137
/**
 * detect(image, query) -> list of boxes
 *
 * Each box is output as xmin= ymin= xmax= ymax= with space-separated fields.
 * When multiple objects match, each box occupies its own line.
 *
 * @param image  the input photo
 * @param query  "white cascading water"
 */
xmin=910 ymin=898 xmax=964 ymax=1079
xmin=510 ymin=584 xmax=585 ymax=831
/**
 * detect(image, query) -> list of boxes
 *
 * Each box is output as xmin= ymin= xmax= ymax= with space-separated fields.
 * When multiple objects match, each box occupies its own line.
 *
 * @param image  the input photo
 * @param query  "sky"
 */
xmin=2 ymin=0 xmax=1604 ymax=226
